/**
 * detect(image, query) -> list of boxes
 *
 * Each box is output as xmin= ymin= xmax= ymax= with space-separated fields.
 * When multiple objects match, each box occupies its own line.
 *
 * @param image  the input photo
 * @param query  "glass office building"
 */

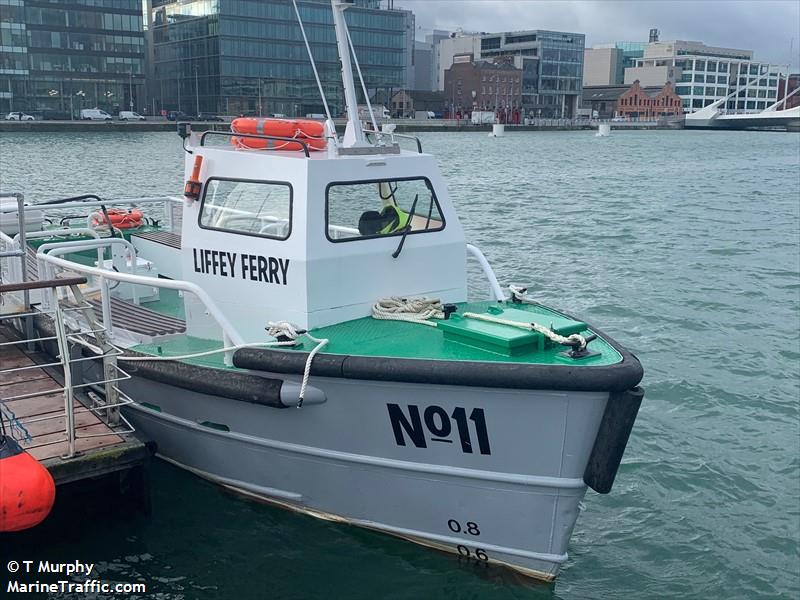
xmin=149 ymin=0 xmax=411 ymax=116
xmin=450 ymin=29 xmax=585 ymax=118
xmin=0 ymin=0 xmax=145 ymax=115
xmin=633 ymin=42 xmax=784 ymax=113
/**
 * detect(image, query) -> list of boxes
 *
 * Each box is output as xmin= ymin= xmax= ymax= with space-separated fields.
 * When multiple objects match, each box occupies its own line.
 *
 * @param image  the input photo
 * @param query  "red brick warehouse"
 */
xmin=617 ymin=80 xmax=682 ymax=118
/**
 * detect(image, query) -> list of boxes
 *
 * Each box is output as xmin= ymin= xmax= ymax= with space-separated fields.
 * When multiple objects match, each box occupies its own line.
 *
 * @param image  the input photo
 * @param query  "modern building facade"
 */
xmin=583 ymin=47 xmax=619 ymax=86
xmin=629 ymin=40 xmax=785 ymax=113
xmin=412 ymin=29 xmax=449 ymax=91
xmin=443 ymin=55 xmax=522 ymax=119
xmin=437 ymin=29 xmax=585 ymax=118
xmin=584 ymin=41 xmax=646 ymax=85
xmin=148 ymin=0 xmax=411 ymax=116
xmin=0 ymin=0 xmax=145 ymax=116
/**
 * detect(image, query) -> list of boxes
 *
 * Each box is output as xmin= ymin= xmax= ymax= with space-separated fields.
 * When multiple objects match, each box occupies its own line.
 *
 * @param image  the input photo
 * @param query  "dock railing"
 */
xmin=0 ymin=195 xmax=243 ymax=363
xmin=0 ymin=277 xmax=135 ymax=459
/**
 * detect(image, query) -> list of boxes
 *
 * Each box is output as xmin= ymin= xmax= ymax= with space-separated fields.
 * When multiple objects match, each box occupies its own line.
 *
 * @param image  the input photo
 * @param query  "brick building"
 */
xmin=443 ymin=55 xmax=522 ymax=120
xmin=616 ymin=80 xmax=682 ymax=118
xmin=582 ymin=80 xmax=683 ymax=119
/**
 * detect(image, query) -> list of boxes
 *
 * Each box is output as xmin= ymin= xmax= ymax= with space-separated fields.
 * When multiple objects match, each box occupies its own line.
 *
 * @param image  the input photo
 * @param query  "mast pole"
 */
xmin=331 ymin=0 xmax=367 ymax=147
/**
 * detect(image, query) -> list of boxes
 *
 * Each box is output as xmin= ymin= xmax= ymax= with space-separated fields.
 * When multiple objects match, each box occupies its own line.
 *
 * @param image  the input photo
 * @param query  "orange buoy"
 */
xmin=89 ymin=208 xmax=143 ymax=229
xmin=0 ymin=435 xmax=56 ymax=532
xmin=230 ymin=118 xmax=327 ymax=152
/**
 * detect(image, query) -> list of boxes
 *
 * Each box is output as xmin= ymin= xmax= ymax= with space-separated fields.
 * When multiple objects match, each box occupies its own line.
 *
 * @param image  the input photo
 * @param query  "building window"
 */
xmin=200 ymin=178 xmax=293 ymax=241
xmin=326 ymin=178 xmax=444 ymax=242
xmin=694 ymin=74 xmax=705 ymax=83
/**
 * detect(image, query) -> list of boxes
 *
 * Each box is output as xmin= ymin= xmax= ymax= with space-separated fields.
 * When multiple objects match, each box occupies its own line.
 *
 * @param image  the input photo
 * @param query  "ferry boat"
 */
xmin=0 ymin=0 xmax=644 ymax=581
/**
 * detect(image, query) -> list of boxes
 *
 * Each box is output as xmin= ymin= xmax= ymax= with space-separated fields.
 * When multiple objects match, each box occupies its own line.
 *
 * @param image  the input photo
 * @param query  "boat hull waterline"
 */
xmin=117 ymin=367 xmax=627 ymax=581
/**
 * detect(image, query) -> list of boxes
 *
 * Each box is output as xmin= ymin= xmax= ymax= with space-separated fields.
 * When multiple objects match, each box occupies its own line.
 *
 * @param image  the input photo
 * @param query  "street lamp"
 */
xmin=73 ymin=90 xmax=85 ymax=120
xmin=194 ymin=64 xmax=200 ymax=116
xmin=129 ymin=68 xmax=134 ymax=111
xmin=258 ymin=78 xmax=262 ymax=116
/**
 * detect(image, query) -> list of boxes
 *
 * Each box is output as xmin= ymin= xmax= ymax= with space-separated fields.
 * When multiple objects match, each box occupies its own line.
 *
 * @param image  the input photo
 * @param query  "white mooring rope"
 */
xmin=72 ymin=320 xmax=328 ymax=409
xmin=371 ymin=297 xmax=446 ymax=327
xmin=508 ymin=284 xmax=538 ymax=304
xmin=266 ymin=321 xmax=329 ymax=408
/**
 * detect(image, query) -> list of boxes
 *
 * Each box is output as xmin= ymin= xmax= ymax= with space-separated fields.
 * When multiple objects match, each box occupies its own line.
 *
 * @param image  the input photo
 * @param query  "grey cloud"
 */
xmin=397 ymin=0 xmax=800 ymax=69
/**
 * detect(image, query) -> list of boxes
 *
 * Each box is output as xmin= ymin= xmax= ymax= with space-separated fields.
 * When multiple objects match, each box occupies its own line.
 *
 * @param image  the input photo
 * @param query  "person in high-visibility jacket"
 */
xmin=358 ymin=204 xmax=411 ymax=236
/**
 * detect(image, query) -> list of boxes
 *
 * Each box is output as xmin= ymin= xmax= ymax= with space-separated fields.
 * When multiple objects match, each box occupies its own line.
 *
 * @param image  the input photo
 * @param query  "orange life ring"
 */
xmin=90 ymin=208 xmax=143 ymax=229
xmin=230 ymin=118 xmax=327 ymax=152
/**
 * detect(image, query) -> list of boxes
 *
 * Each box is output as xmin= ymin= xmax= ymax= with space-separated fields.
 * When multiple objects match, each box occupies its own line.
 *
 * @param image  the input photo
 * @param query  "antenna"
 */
xmin=331 ymin=0 xmax=368 ymax=147
xmin=292 ymin=0 xmax=337 ymax=145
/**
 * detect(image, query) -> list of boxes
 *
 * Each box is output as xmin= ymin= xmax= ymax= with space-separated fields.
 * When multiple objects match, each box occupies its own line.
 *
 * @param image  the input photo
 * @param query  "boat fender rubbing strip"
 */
xmin=582 ymin=386 xmax=645 ymax=494
xmin=233 ymin=347 xmax=643 ymax=393
xmin=123 ymin=356 xmax=290 ymax=408
xmin=31 ymin=316 xmax=291 ymax=410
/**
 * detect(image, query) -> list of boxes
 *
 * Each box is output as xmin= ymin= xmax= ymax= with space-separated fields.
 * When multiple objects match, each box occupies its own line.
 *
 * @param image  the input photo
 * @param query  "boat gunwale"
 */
xmin=233 ymin=311 xmax=644 ymax=393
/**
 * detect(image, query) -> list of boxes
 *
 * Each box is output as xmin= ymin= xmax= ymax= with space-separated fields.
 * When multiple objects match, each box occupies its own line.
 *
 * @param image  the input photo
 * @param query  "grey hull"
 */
xmin=119 ymin=369 xmax=610 ymax=580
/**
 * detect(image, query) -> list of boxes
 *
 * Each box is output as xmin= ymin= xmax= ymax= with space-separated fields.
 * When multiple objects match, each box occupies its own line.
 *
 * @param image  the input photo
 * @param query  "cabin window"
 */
xmin=199 ymin=178 xmax=292 ymax=240
xmin=325 ymin=177 xmax=445 ymax=242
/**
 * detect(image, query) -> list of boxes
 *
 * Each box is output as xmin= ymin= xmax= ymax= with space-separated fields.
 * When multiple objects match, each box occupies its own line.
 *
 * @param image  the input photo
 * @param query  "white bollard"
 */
xmin=596 ymin=123 xmax=611 ymax=137
xmin=489 ymin=123 xmax=505 ymax=137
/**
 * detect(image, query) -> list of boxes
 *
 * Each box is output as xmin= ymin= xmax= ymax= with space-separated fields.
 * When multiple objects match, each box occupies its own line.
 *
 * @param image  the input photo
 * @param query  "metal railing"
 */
xmin=466 ymin=243 xmax=505 ymax=302
xmin=0 ymin=277 xmax=135 ymax=459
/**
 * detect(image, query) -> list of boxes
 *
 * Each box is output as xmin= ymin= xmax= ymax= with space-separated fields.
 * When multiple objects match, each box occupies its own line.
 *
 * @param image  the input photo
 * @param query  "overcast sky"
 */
xmin=395 ymin=0 xmax=800 ymax=70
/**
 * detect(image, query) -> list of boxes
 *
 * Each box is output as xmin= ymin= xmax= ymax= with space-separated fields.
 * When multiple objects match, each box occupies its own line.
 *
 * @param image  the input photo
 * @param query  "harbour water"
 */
xmin=1 ymin=129 xmax=798 ymax=599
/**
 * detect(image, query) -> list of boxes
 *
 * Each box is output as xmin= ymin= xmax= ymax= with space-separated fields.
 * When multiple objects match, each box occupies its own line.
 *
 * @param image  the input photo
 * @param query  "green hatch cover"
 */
xmin=437 ymin=306 xmax=587 ymax=356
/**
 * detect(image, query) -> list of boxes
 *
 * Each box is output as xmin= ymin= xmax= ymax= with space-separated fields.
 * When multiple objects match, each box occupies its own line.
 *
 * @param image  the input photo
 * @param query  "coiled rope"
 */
xmin=371 ymin=297 xmax=445 ymax=327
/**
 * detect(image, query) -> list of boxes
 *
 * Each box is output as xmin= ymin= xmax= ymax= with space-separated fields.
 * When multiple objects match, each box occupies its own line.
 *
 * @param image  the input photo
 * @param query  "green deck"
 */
xmin=131 ymin=301 xmax=622 ymax=370
xmin=33 ymin=229 xmax=621 ymax=369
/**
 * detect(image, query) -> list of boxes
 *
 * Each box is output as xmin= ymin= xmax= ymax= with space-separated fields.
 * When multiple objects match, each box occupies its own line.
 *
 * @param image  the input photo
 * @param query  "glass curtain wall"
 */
xmin=151 ymin=0 xmax=407 ymax=116
xmin=0 ymin=0 xmax=145 ymax=115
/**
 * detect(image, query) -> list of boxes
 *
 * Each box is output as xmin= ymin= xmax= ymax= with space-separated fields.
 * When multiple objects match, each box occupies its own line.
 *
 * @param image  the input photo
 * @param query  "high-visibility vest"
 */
xmin=379 ymin=205 xmax=411 ymax=234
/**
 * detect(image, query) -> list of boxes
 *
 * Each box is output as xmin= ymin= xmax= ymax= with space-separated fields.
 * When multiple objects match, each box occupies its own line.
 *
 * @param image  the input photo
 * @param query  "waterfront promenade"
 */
xmin=0 ymin=117 xmax=681 ymax=134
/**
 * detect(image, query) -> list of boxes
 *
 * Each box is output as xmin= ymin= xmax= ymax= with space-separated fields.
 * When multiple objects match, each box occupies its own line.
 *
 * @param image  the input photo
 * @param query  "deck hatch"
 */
xmin=438 ymin=307 xmax=587 ymax=356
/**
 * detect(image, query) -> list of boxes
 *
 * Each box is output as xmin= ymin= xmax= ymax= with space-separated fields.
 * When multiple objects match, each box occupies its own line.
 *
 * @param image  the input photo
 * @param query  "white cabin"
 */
xmin=176 ymin=135 xmax=467 ymax=342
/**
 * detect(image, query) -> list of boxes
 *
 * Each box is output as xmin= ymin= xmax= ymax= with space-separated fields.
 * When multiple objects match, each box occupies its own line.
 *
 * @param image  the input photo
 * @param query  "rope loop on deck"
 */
xmin=508 ymin=284 xmax=539 ymax=304
xmin=371 ymin=297 xmax=445 ymax=327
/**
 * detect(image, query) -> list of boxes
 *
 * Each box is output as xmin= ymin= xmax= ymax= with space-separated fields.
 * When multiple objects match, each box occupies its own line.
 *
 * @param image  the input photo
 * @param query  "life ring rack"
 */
xmin=89 ymin=208 xmax=144 ymax=230
xmin=229 ymin=118 xmax=327 ymax=153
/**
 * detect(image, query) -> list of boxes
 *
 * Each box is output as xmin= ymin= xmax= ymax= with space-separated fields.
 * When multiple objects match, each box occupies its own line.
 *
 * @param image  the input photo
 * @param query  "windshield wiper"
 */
xmin=392 ymin=193 xmax=419 ymax=259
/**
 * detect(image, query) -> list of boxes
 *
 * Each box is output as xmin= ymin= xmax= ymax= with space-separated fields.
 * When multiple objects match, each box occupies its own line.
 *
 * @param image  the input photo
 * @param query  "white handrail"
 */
xmin=36 ymin=253 xmax=244 ymax=350
xmin=0 ymin=196 xmax=182 ymax=214
xmin=38 ymin=237 xmax=143 ymax=315
xmin=466 ymin=243 xmax=506 ymax=302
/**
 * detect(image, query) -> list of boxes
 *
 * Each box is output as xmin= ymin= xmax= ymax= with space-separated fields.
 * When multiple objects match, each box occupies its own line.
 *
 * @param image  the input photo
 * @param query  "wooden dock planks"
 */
xmin=0 ymin=325 xmax=148 ymax=484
